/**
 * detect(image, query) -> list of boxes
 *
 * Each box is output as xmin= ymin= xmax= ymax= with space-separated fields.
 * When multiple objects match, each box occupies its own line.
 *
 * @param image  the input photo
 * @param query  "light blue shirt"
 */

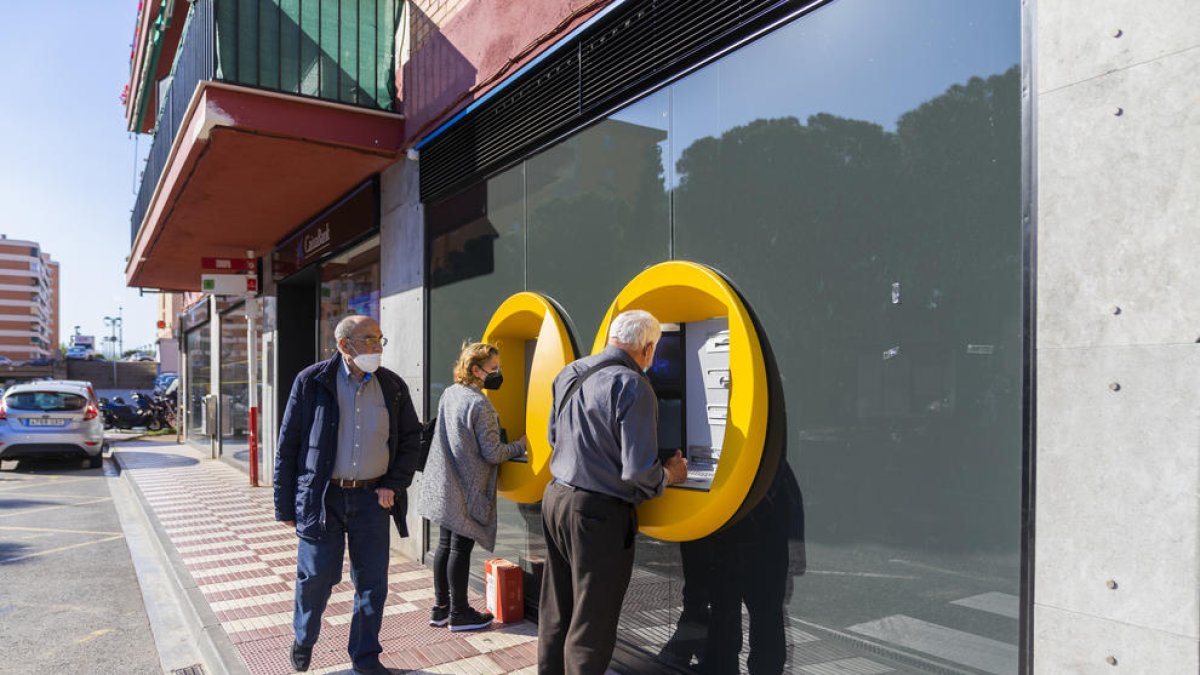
xmin=331 ymin=358 xmax=390 ymax=480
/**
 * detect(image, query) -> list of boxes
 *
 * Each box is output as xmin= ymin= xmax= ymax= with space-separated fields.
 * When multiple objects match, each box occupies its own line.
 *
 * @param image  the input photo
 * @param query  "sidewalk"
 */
xmin=113 ymin=439 xmax=539 ymax=675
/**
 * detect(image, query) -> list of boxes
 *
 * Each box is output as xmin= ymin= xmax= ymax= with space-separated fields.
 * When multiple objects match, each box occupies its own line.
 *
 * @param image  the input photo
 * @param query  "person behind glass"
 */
xmin=538 ymin=309 xmax=690 ymax=675
xmin=274 ymin=315 xmax=423 ymax=675
xmin=417 ymin=342 xmax=528 ymax=631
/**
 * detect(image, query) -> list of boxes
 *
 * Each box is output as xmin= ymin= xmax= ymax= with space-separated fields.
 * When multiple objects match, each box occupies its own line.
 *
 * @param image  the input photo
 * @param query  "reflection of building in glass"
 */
xmin=427 ymin=4 xmax=1026 ymax=670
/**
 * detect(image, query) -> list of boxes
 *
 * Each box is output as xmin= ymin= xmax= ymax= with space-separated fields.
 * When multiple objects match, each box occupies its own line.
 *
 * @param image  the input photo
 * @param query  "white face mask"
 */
xmin=352 ymin=353 xmax=382 ymax=373
xmin=347 ymin=343 xmax=382 ymax=373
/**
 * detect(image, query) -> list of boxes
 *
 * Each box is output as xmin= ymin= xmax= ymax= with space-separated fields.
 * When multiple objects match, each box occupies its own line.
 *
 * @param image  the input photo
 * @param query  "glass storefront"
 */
xmin=219 ymin=304 xmax=263 ymax=461
xmin=318 ymin=236 xmax=381 ymax=362
xmin=428 ymin=0 xmax=1023 ymax=672
xmin=185 ymin=326 xmax=211 ymax=438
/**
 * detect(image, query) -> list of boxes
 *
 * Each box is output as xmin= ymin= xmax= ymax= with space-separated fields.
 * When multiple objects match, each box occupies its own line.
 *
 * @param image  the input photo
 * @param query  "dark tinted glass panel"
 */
xmin=424 ymin=2 xmax=1023 ymax=672
xmin=428 ymin=164 xmax=527 ymax=409
xmin=526 ymin=90 xmax=671 ymax=342
xmin=671 ymin=0 xmax=1022 ymax=672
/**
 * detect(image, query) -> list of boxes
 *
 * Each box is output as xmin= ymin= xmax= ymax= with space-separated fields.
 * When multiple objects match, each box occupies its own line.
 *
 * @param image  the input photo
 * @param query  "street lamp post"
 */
xmin=103 ymin=313 xmax=123 ymax=387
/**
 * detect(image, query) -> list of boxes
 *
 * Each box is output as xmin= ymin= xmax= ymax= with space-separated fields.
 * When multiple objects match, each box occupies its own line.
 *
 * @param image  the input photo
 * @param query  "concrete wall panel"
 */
xmin=1034 ymin=604 xmax=1199 ymax=674
xmin=1038 ymin=49 xmax=1200 ymax=349
xmin=1037 ymin=0 xmax=1200 ymax=93
xmin=380 ymin=158 xmax=426 ymax=563
xmin=1037 ymin=343 xmax=1200 ymax=638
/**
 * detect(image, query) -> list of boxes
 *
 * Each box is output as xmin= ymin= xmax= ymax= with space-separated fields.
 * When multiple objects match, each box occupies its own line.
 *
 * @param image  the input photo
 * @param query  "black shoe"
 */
xmin=430 ymin=604 xmax=450 ymax=627
xmin=352 ymin=662 xmax=391 ymax=675
xmin=290 ymin=642 xmax=312 ymax=672
xmin=449 ymin=606 xmax=494 ymax=632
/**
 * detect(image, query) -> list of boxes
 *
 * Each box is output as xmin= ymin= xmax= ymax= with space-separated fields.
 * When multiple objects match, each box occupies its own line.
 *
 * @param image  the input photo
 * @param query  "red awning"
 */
xmin=127 ymin=82 xmax=404 ymax=290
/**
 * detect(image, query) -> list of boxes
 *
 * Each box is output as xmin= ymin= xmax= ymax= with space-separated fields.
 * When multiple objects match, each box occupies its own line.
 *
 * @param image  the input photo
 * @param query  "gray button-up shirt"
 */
xmin=548 ymin=345 xmax=666 ymax=504
xmin=331 ymin=359 xmax=390 ymax=481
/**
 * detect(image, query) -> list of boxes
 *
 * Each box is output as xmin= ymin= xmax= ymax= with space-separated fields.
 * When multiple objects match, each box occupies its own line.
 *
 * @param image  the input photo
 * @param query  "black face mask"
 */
xmin=482 ymin=369 xmax=504 ymax=390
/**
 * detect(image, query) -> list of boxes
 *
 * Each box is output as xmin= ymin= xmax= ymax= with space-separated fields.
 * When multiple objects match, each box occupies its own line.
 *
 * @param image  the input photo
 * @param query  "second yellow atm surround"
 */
xmin=481 ymin=261 xmax=769 ymax=542
xmin=483 ymin=292 xmax=577 ymax=504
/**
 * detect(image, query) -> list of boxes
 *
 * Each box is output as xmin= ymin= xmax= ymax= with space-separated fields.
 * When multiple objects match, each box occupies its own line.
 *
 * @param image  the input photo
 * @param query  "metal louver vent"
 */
xmin=420 ymin=0 xmax=825 ymax=203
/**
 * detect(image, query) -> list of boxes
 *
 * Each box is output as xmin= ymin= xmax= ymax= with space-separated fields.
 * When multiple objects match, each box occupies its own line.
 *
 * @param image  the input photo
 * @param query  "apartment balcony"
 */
xmin=127 ymin=0 xmax=404 ymax=290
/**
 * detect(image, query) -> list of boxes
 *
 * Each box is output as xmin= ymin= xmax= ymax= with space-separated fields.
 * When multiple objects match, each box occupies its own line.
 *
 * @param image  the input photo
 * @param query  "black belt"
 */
xmin=329 ymin=477 xmax=380 ymax=489
xmin=554 ymin=479 xmax=629 ymax=505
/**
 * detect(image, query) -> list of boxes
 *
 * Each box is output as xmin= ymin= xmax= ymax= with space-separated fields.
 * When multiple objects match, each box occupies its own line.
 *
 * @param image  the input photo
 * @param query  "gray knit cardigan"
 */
xmin=416 ymin=383 xmax=526 ymax=551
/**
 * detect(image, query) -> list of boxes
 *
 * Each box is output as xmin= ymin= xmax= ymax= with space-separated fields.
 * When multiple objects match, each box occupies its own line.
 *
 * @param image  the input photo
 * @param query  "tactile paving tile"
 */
xmin=117 ymin=441 xmax=540 ymax=674
xmin=119 ymin=440 xmax=903 ymax=675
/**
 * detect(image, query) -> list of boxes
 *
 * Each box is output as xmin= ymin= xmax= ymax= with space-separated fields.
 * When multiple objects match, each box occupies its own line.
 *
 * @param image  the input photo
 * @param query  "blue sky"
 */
xmin=0 ymin=3 xmax=155 ymax=353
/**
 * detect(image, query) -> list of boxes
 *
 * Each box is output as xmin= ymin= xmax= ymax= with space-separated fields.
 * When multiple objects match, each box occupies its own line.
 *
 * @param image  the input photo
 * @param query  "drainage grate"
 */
xmin=172 ymin=665 xmax=206 ymax=675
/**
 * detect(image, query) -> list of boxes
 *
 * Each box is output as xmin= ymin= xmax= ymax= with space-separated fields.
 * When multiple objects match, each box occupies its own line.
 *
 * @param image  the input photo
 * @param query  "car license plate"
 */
xmin=26 ymin=418 xmax=67 ymax=427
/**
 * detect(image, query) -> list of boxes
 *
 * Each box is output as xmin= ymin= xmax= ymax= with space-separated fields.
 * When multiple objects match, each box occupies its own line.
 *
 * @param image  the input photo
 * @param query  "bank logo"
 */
xmin=303 ymin=224 xmax=332 ymax=256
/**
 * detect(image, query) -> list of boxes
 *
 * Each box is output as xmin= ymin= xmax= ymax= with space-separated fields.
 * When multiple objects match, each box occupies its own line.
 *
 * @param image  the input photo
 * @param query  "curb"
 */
xmin=110 ymin=441 xmax=250 ymax=675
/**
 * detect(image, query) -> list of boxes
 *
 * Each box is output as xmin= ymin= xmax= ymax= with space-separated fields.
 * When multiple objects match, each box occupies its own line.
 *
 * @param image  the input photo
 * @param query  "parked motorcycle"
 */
xmin=100 ymin=395 xmax=162 ymax=431
xmin=131 ymin=391 xmax=174 ymax=432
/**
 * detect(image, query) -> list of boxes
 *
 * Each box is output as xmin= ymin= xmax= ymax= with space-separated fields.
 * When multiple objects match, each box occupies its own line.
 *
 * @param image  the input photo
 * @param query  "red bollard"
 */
xmin=248 ymin=406 xmax=259 ymax=487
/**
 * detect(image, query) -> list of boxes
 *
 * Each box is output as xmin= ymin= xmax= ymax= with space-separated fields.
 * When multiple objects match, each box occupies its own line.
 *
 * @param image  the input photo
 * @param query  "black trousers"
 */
xmin=432 ymin=526 xmax=476 ymax=612
xmin=538 ymin=481 xmax=637 ymax=675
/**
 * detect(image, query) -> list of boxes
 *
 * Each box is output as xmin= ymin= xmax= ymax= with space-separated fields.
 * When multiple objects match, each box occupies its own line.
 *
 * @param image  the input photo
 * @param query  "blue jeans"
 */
xmin=293 ymin=484 xmax=390 ymax=669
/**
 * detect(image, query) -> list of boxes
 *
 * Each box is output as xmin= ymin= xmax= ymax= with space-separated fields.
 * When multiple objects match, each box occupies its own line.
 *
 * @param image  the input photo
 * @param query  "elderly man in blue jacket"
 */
xmin=274 ymin=315 xmax=422 ymax=675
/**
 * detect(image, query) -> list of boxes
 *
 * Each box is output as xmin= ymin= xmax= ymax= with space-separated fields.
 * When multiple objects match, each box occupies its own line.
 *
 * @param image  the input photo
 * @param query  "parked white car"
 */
xmin=0 ymin=381 xmax=105 ymax=468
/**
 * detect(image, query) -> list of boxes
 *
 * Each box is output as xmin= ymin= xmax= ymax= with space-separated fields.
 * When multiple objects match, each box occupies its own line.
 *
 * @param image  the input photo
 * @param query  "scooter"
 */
xmin=100 ymin=396 xmax=162 ymax=431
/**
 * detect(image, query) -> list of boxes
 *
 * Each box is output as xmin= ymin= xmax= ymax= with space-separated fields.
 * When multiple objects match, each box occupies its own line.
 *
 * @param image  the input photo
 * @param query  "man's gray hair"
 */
xmin=608 ymin=309 xmax=662 ymax=348
xmin=334 ymin=315 xmax=366 ymax=341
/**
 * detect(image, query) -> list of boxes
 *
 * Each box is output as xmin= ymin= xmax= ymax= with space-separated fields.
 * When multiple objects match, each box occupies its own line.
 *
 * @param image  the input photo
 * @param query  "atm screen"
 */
xmin=657 ymin=398 xmax=683 ymax=460
xmin=647 ymin=330 xmax=683 ymax=397
xmin=650 ymin=328 xmax=685 ymax=461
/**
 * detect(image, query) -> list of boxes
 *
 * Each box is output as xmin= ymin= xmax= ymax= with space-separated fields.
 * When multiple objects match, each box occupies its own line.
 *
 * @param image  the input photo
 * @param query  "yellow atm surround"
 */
xmin=592 ymin=261 xmax=769 ymax=542
xmin=482 ymin=292 xmax=577 ymax=503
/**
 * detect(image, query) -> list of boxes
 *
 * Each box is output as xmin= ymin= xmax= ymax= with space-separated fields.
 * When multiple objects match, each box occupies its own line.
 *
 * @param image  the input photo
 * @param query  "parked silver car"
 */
xmin=0 ymin=381 xmax=105 ymax=468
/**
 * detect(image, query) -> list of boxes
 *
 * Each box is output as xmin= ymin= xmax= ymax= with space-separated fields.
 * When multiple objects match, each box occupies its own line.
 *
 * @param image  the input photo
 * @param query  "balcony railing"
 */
xmin=131 ymin=0 xmax=401 ymax=245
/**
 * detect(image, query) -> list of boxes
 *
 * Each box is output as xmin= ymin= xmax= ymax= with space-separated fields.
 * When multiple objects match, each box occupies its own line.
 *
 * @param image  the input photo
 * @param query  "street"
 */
xmin=0 ymin=453 xmax=163 ymax=675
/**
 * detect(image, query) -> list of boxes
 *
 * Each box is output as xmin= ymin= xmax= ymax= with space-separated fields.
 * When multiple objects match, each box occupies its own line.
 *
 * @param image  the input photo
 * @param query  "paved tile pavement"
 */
xmin=114 ymin=440 xmax=538 ymax=675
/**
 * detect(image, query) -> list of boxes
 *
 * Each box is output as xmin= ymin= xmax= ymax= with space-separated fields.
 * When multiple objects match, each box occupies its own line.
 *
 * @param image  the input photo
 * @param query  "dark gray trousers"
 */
xmin=538 ymin=480 xmax=637 ymax=675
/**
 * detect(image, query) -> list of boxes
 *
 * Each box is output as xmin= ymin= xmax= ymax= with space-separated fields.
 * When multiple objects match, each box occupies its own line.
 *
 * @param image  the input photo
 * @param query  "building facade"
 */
xmin=124 ymin=1 xmax=1198 ymax=672
xmin=0 ymin=235 xmax=59 ymax=362
xmin=154 ymin=290 xmax=184 ymax=373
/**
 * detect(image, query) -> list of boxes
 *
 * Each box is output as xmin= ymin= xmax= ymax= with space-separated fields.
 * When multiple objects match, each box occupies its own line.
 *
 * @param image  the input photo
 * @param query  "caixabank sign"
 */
xmin=479 ymin=261 xmax=769 ymax=542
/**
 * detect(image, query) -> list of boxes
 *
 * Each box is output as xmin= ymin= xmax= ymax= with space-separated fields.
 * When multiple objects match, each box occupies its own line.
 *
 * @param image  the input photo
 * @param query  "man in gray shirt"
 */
xmin=539 ymin=309 xmax=689 ymax=675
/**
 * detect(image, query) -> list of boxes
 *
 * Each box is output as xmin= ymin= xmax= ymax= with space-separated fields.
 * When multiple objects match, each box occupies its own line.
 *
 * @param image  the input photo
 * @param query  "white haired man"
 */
xmin=274 ymin=315 xmax=422 ymax=674
xmin=538 ymin=309 xmax=689 ymax=675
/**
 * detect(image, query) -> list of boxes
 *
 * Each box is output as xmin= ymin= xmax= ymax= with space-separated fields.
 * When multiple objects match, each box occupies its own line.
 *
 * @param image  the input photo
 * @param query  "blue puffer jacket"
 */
xmin=273 ymin=353 xmax=422 ymax=539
